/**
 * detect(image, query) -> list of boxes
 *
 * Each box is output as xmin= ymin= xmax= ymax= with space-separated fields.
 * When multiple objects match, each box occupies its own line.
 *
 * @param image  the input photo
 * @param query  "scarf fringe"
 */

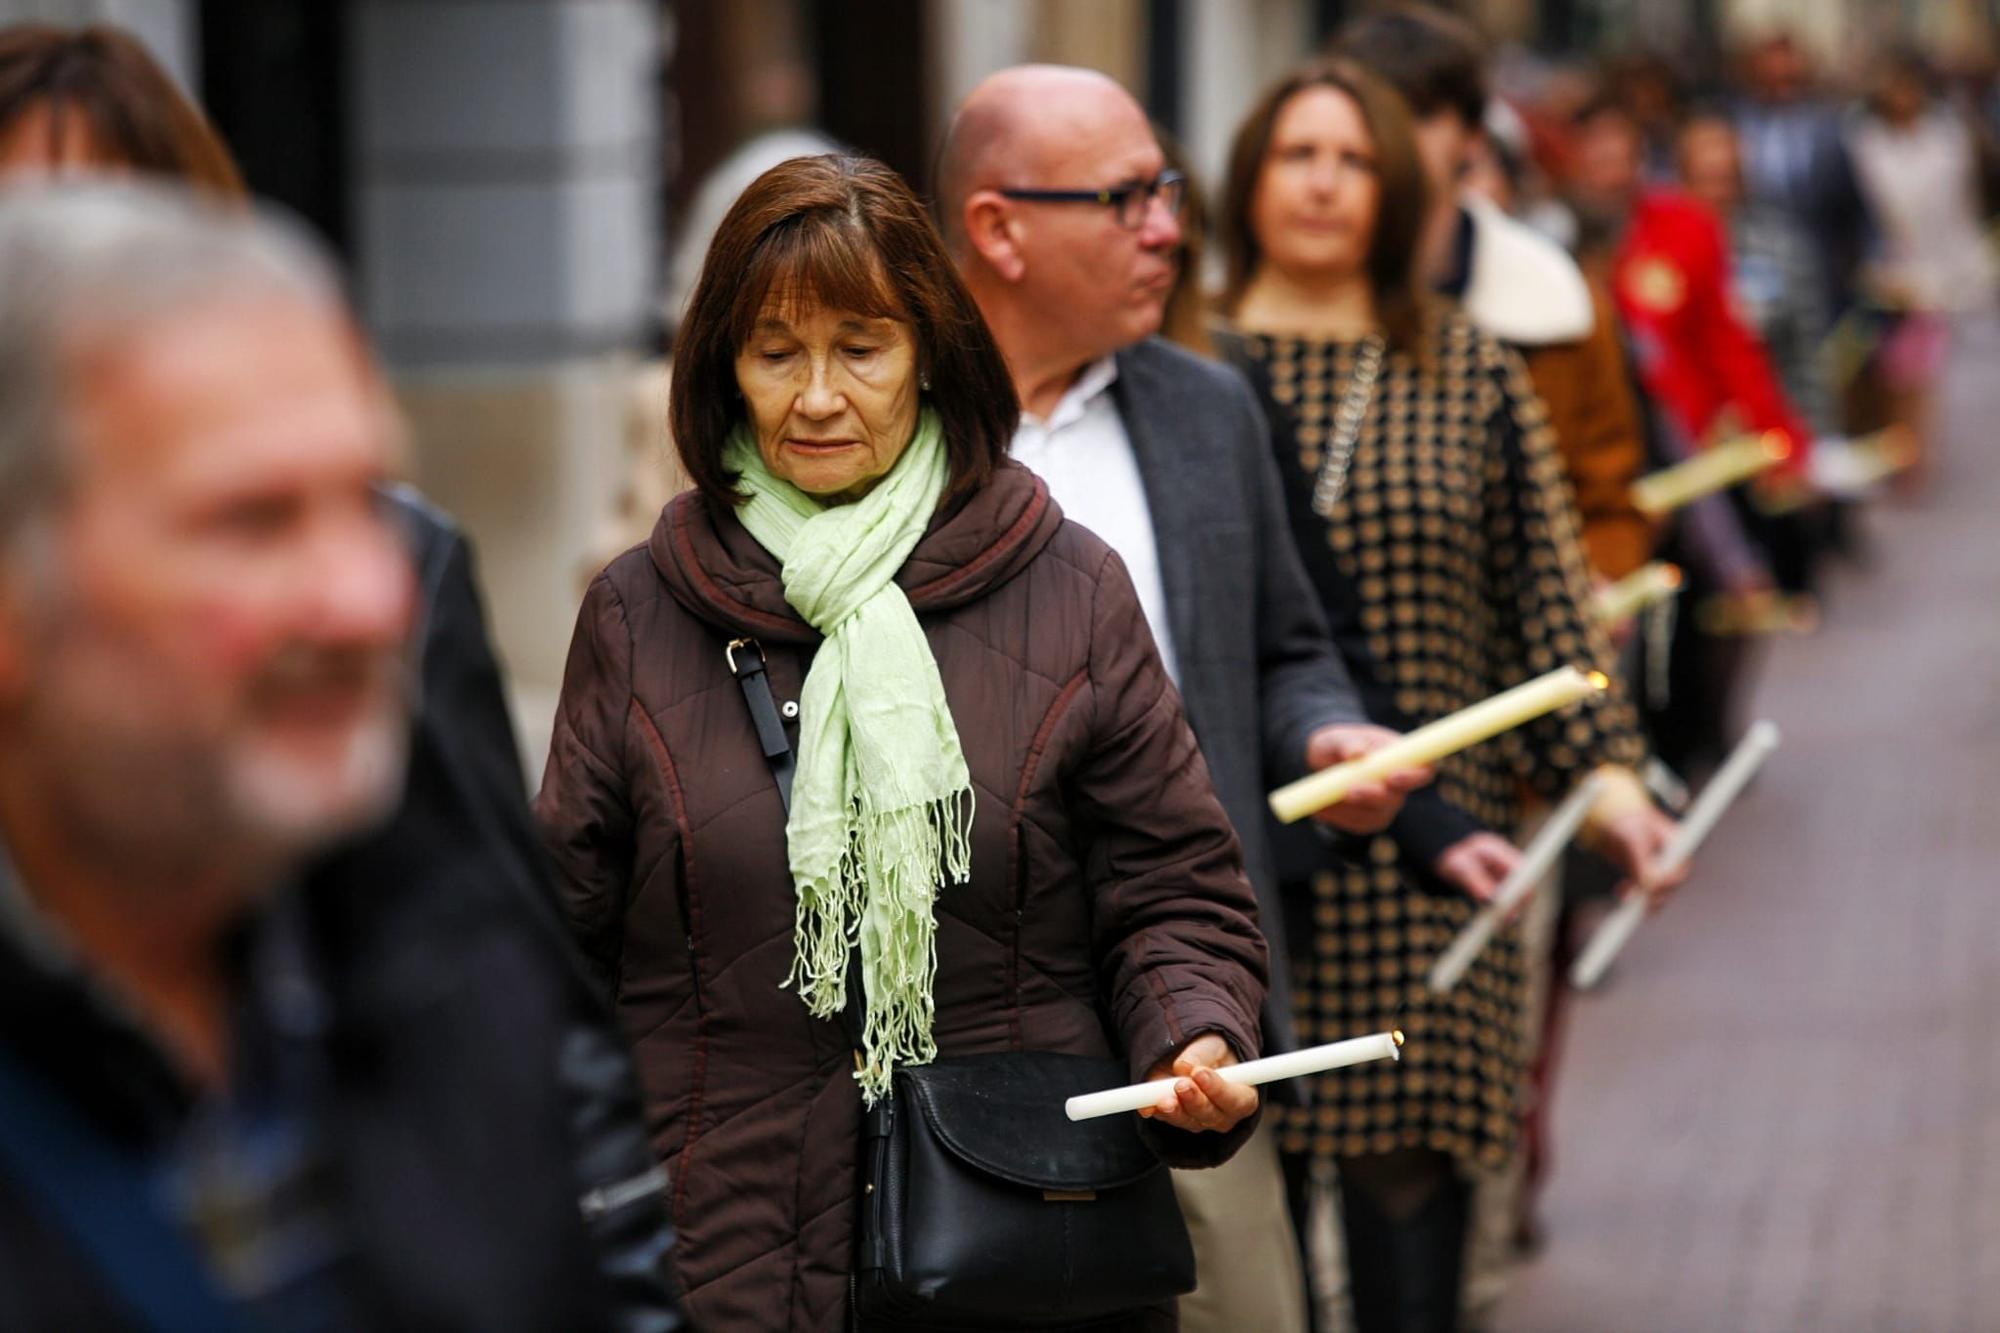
xmin=782 ymin=789 xmax=974 ymax=1103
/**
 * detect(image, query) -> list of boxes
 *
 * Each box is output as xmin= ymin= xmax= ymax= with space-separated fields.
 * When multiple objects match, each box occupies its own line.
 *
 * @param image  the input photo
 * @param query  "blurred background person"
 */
xmin=1472 ymin=97 xmax=1583 ymax=252
xmin=1336 ymin=4 xmax=1657 ymax=587
xmin=0 ymin=180 xmax=634 ymax=1331
xmin=1566 ymin=85 xmax=1813 ymax=484
xmin=539 ymin=151 xmax=1271 ymax=1331
xmin=1213 ymin=59 xmax=1680 ymax=1332
xmin=602 ymin=49 xmax=838 ymax=580
xmin=0 ymin=25 xmax=687 ymax=1327
xmin=1662 ymin=103 xmax=1834 ymax=608
xmin=1845 ymin=46 xmax=2000 ymax=490
xmin=1676 ymin=107 xmax=1837 ymax=441
xmin=1602 ymin=49 xmax=1687 ymax=184
xmin=1731 ymin=30 xmax=1869 ymax=321
xmin=0 ymin=21 xmax=242 ymax=194
xmin=1566 ymin=92 xmax=1799 ymax=779
xmin=1566 ymin=89 xmax=1818 ymax=574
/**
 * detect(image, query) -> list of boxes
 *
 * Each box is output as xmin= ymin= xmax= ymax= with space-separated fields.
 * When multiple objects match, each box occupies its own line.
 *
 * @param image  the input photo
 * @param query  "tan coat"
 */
xmin=1522 ymin=281 xmax=1657 ymax=580
xmin=1456 ymin=199 xmax=1655 ymax=579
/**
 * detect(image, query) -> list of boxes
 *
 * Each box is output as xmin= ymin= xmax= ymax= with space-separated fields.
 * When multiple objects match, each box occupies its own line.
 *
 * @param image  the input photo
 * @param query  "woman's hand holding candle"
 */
xmin=1428 ymin=774 xmax=1613 ymax=993
xmin=1588 ymin=800 xmax=1688 ymax=910
xmin=1570 ymin=722 xmax=1782 ymax=989
xmin=1433 ymin=832 xmax=1522 ymax=904
xmin=1592 ymin=562 xmax=1683 ymax=629
xmin=1303 ymin=723 xmax=1434 ymax=834
xmin=1136 ymin=1033 xmax=1258 ymax=1134
xmin=1072 ymin=1032 xmax=1403 ymax=1122
xmin=1268 ymin=667 xmax=1606 ymax=824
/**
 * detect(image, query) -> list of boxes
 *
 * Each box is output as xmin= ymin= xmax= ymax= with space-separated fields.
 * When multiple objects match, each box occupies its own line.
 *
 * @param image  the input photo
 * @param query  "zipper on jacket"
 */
xmin=578 ymin=1165 xmax=669 ymax=1221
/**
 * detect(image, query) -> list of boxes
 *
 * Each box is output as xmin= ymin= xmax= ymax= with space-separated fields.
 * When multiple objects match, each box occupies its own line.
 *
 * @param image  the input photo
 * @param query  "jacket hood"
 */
xmin=1460 ymin=196 xmax=1595 ymax=346
xmin=650 ymin=457 xmax=1064 ymax=643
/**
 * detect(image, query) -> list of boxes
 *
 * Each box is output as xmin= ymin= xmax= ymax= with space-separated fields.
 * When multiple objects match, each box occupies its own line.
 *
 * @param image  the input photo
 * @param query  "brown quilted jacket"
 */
xmin=535 ymin=460 xmax=1268 ymax=1331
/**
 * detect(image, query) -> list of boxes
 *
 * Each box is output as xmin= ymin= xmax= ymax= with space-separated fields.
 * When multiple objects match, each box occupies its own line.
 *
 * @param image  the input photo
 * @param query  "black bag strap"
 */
xmin=725 ymin=638 xmax=867 ymax=1052
xmin=726 ymin=637 xmax=796 ymax=812
xmin=0 ymin=1043 xmax=246 ymax=1333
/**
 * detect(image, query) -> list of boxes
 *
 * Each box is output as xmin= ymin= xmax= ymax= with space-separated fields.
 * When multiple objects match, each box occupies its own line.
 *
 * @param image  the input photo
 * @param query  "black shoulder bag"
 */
xmin=726 ymin=637 xmax=1195 ymax=1329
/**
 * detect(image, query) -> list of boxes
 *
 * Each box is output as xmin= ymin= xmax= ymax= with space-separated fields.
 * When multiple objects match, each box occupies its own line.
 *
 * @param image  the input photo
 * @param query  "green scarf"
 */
xmin=724 ymin=409 xmax=974 ymax=1102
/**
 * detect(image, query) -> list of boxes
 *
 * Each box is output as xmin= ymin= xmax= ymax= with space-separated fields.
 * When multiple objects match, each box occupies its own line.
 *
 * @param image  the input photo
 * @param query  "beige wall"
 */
xmin=395 ymin=360 xmax=639 ymax=770
xmin=1031 ymin=0 xmax=1146 ymax=89
xmin=932 ymin=0 xmax=1148 ymax=131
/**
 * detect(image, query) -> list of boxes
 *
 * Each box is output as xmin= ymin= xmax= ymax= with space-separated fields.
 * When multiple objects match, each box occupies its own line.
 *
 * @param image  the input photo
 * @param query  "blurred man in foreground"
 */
xmin=0 ymin=183 xmax=649 ymax=1330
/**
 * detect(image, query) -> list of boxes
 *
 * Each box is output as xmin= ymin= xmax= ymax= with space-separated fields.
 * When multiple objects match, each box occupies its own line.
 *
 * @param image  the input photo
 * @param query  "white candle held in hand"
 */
xmin=1592 ymin=563 xmax=1683 ymax=625
xmin=1570 ymin=721 xmax=1782 ymax=990
xmin=1063 ymin=1032 xmax=1404 ymax=1122
xmin=1427 ymin=773 xmax=1608 ymax=994
xmin=1631 ymin=432 xmax=1789 ymax=516
xmin=1269 ymin=667 xmax=1606 ymax=824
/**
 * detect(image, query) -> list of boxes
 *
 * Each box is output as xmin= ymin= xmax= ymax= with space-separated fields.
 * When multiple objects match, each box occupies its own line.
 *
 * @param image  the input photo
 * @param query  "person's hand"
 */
xmin=1304 ymin=724 xmax=1433 ymax=835
xmin=1721 ymin=565 xmax=1777 ymax=604
xmin=1590 ymin=804 xmax=1688 ymax=912
xmin=1137 ymin=1033 xmax=1258 ymax=1134
xmin=1432 ymin=832 xmax=1522 ymax=906
xmin=1593 ymin=573 xmax=1642 ymax=649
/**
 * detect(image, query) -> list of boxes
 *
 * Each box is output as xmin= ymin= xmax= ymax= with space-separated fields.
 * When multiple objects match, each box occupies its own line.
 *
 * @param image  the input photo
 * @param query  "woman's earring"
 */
xmin=919 ymin=372 xmax=931 ymax=391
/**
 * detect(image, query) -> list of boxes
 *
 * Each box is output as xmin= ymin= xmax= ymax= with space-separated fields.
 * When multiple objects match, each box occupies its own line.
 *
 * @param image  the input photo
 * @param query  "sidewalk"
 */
xmin=1497 ymin=314 xmax=2000 ymax=1332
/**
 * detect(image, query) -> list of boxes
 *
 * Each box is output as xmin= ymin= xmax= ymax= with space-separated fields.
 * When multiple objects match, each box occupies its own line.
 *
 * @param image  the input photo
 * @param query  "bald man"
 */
xmin=941 ymin=67 xmax=1429 ymax=1333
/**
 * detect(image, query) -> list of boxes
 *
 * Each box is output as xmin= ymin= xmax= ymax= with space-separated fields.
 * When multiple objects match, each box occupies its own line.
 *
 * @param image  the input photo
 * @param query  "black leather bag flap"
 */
xmin=899 ymin=1052 xmax=1161 ymax=1193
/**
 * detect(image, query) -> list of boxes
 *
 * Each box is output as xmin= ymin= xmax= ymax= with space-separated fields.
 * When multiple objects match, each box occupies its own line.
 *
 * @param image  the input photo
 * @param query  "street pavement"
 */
xmin=1497 ymin=313 xmax=2000 ymax=1333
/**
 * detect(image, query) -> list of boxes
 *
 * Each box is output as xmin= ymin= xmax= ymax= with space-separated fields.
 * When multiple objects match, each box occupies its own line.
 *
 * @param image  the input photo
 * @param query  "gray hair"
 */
xmin=0 ymin=181 xmax=346 ymax=552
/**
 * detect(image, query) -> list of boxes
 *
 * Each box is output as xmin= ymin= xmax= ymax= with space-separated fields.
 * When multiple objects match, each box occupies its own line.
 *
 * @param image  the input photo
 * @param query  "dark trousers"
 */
xmin=1282 ymin=1148 xmax=1471 ymax=1333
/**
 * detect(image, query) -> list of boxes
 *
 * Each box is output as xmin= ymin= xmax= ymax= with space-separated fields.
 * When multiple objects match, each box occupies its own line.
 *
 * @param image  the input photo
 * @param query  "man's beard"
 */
xmin=19 ymin=635 xmax=411 ymax=884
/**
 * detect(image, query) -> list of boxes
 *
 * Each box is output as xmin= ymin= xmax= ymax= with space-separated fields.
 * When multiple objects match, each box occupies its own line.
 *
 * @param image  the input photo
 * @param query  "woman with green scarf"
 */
xmin=536 ymin=155 xmax=1269 ymax=1332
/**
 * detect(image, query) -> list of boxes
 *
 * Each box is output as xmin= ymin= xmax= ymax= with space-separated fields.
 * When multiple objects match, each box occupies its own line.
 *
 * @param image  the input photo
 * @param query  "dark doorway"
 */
xmin=810 ymin=0 xmax=931 ymax=194
xmin=199 ymin=0 xmax=348 ymax=255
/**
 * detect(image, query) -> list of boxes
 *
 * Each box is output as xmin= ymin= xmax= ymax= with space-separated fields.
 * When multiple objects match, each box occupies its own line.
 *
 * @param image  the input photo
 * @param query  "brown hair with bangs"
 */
xmin=1217 ymin=60 xmax=1432 ymax=353
xmin=671 ymin=153 xmax=1018 ymax=507
xmin=0 ymin=24 xmax=246 ymax=201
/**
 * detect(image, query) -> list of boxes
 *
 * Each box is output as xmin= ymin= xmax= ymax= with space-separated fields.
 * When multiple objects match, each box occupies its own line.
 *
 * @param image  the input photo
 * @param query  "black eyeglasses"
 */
xmin=998 ymin=170 xmax=1188 ymax=229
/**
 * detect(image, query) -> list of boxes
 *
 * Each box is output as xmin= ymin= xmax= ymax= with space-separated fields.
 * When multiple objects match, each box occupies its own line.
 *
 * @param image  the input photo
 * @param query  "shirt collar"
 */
xmin=1023 ymin=355 xmax=1120 ymax=434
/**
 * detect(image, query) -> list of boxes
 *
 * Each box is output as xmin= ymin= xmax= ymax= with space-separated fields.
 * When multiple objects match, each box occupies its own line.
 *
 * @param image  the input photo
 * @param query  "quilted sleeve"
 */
xmin=535 ymin=572 xmax=641 ymax=998
xmin=1072 ymin=546 xmax=1270 ymax=1167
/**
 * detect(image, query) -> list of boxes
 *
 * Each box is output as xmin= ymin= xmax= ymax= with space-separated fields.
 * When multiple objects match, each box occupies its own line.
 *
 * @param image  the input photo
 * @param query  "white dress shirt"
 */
xmin=1009 ymin=355 xmax=1181 ymax=684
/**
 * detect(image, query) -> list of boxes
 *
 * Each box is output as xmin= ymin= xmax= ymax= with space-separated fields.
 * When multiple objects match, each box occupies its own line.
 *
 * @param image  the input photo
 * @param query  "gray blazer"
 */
xmin=1109 ymin=336 xmax=1365 ymax=1055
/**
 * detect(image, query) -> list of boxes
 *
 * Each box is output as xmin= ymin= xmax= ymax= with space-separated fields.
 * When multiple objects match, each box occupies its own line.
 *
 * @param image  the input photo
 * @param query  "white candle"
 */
xmin=1426 ymin=773 xmax=1608 ymax=994
xmin=1570 ymin=721 xmax=1782 ymax=989
xmin=1631 ymin=432 xmax=1789 ymax=516
xmin=1592 ymin=563 xmax=1683 ymax=625
xmin=1567 ymin=894 xmax=1647 ymax=991
xmin=1269 ymin=667 xmax=1605 ymax=824
xmin=1641 ymin=757 xmax=1690 ymax=812
xmin=1806 ymin=426 xmax=1919 ymax=498
xmin=1695 ymin=592 xmax=1819 ymax=638
xmin=1063 ymin=1031 xmax=1404 ymax=1122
